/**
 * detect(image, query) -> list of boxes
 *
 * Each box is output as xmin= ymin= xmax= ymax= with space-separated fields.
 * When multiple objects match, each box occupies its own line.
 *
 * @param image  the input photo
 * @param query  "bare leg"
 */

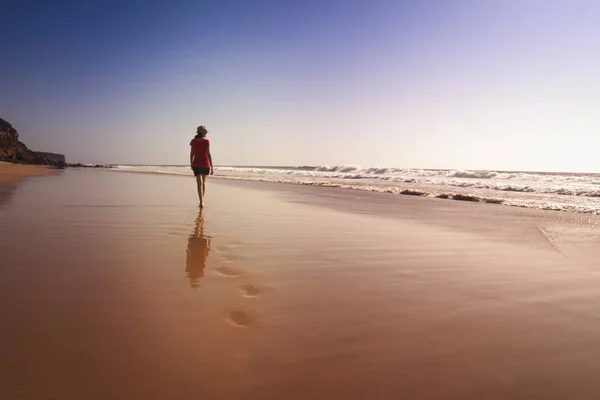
xmin=196 ymin=175 xmax=204 ymax=206
xmin=201 ymin=175 xmax=207 ymax=202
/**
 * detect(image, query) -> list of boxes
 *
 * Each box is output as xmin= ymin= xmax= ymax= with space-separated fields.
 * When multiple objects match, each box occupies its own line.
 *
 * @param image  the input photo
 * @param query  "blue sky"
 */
xmin=2 ymin=0 xmax=599 ymax=171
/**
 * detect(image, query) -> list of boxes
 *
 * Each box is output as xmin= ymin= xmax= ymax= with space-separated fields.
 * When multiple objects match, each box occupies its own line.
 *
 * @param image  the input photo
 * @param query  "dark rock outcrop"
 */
xmin=0 ymin=118 xmax=37 ymax=163
xmin=67 ymin=163 xmax=113 ymax=168
xmin=0 ymin=118 xmax=66 ymax=167
xmin=34 ymin=152 xmax=66 ymax=164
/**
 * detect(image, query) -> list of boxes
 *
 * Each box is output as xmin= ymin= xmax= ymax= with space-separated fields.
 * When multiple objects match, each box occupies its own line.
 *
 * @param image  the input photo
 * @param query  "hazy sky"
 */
xmin=2 ymin=0 xmax=599 ymax=171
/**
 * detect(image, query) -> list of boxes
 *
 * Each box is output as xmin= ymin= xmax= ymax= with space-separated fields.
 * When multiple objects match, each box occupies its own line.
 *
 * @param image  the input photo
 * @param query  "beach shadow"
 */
xmin=185 ymin=210 xmax=211 ymax=288
xmin=0 ymin=182 xmax=17 ymax=208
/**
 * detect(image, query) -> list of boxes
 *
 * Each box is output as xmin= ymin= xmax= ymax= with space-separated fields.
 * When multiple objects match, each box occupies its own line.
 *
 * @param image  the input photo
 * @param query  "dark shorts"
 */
xmin=192 ymin=167 xmax=210 ymax=176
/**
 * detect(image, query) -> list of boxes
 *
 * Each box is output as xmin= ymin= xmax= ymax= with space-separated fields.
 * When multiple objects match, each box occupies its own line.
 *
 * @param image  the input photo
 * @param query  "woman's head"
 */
xmin=195 ymin=125 xmax=208 ymax=139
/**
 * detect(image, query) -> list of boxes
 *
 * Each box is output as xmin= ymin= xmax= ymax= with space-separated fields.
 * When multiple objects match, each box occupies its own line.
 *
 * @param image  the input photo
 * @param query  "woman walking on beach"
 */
xmin=190 ymin=125 xmax=213 ymax=207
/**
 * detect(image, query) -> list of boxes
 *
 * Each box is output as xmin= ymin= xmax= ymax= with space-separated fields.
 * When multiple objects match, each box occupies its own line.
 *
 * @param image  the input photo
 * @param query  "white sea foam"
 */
xmin=109 ymin=165 xmax=600 ymax=215
xmin=447 ymin=170 xmax=498 ymax=179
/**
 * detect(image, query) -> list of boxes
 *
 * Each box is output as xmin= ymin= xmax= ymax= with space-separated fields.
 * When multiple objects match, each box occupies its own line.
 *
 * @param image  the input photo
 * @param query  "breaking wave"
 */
xmin=446 ymin=170 xmax=498 ymax=179
xmin=109 ymin=164 xmax=600 ymax=215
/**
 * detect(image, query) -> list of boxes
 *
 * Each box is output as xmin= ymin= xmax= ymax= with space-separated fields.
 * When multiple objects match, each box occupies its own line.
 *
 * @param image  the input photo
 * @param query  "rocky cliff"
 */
xmin=0 ymin=118 xmax=36 ymax=163
xmin=0 ymin=118 xmax=65 ymax=166
xmin=34 ymin=152 xmax=66 ymax=163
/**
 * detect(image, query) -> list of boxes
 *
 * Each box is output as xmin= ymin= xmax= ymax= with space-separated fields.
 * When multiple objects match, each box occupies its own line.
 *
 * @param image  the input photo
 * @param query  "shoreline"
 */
xmin=214 ymin=178 xmax=600 ymax=262
xmin=79 ymin=169 xmax=600 ymax=263
xmin=209 ymin=175 xmax=600 ymax=215
xmin=101 ymin=168 xmax=600 ymax=242
xmin=0 ymin=161 xmax=56 ymax=183
xmin=105 ymin=167 xmax=600 ymax=216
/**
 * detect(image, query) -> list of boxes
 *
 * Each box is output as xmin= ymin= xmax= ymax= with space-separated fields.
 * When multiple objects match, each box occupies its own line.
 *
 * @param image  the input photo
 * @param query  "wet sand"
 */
xmin=2 ymin=169 xmax=600 ymax=399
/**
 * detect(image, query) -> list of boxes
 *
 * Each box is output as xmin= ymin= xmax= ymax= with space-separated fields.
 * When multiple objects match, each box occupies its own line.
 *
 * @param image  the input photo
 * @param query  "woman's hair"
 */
xmin=194 ymin=125 xmax=208 ymax=139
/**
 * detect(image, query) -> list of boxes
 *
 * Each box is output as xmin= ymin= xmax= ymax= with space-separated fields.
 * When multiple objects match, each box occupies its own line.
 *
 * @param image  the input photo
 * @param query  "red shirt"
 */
xmin=190 ymin=139 xmax=211 ymax=168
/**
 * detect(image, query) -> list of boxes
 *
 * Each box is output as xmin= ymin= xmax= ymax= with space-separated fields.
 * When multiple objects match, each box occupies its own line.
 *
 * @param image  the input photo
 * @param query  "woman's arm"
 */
xmin=190 ymin=149 xmax=195 ymax=166
xmin=208 ymin=148 xmax=214 ymax=175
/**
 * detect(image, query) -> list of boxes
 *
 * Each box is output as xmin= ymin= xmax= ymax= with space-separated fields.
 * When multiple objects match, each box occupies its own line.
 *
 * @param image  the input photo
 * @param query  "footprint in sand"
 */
xmin=218 ymin=253 xmax=247 ymax=263
xmin=227 ymin=309 xmax=255 ymax=327
xmin=214 ymin=265 xmax=244 ymax=277
xmin=239 ymin=284 xmax=261 ymax=298
xmin=215 ymin=240 xmax=242 ymax=253
xmin=216 ymin=245 xmax=239 ymax=252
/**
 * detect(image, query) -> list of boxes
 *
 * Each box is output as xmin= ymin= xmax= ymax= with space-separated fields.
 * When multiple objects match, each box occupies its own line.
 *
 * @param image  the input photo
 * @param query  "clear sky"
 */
xmin=2 ymin=0 xmax=599 ymax=171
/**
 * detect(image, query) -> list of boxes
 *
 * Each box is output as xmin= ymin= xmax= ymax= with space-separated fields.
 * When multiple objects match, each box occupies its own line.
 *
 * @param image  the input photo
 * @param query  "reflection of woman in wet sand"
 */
xmin=186 ymin=210 xmax=211 ymax=288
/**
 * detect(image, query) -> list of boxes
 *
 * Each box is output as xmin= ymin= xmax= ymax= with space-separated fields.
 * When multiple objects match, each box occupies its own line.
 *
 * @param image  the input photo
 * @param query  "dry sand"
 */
xmin=2 ymin=169 xmax=600 ymax=399
xmin=0 ymin=161 xmax=56 ymax=183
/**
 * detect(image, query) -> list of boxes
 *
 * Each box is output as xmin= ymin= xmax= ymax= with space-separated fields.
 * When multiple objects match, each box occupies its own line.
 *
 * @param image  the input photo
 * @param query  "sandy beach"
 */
xmin=2 ymin=169 xmax=600 ymax=399
xmin=0 ymin=161 xmax=56 ymax=183
xmin=0 ymin=161 xmax=57 ymax=207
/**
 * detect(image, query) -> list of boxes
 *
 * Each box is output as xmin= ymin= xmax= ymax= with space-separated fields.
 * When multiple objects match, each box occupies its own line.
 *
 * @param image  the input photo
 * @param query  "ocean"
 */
xmin=110 ymin=165 xmax=600 ymax=215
